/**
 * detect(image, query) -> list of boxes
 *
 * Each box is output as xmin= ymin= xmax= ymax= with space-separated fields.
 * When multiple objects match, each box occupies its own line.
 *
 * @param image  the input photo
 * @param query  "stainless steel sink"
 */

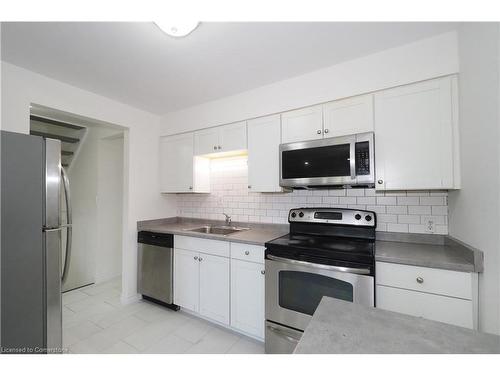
xmin=186 ymin=225 xmax=249 ymax=236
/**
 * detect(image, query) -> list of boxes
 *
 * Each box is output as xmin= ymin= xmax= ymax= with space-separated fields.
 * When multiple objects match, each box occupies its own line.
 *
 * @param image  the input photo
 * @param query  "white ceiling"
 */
xmin=1 ymin=22 xmax=457 ymax=115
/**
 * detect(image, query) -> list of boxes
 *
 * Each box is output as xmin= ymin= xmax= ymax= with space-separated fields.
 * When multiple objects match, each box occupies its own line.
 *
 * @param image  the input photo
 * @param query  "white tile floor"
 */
xmin=62 ymin=278 xmax=264 ymax=354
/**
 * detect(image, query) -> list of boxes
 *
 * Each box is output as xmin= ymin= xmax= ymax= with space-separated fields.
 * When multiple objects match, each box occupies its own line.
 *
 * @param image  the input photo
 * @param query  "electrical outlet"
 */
xmin=425 ymin=219 xmax=435 ymax=233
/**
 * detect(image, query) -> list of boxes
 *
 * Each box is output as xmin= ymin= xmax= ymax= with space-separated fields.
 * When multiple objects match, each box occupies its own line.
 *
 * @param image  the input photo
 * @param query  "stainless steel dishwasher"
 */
xmin=137 ymin=231 xmax=179 ymax=310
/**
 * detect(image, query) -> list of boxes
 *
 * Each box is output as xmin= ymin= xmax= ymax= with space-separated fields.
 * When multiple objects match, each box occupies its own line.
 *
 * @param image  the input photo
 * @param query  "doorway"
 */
xmin=29 ymin=104 xmax=126 ymax=292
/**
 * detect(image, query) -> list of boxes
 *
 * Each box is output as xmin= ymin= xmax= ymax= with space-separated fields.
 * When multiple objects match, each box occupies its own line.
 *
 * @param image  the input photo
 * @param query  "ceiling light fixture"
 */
xmin=154 ymin=21 xmax=200 ymax=38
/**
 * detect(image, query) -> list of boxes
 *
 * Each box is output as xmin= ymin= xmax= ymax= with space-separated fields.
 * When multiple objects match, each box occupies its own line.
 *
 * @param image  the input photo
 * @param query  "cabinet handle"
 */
xmin=324 ymin=129 xmax=329 ymax=134
xmin=261 ymin=270 xmax=265 ymax=275
xmin=248 ymin=185 xmax=251 ymax=189
xmin=189 ymin=186 xmax=193 ymax=190
xmin=218 ymin=145 xmax=222 ymax=150
xmin=377 ymin=180 xmax=383 ymax=185
xmin=194 ymin=256 xmax=198 ymax=260
xmin=213 ymin=146 xmax=217 ymax=150
xmin=245 ymin=250 xmax=250 ymax=255
xmin=416 ymin=277 xmax=424 ymax=284
xmin=199 ymin=257 xmax=203 ymax=262
xmin=316 ymin=129 xmax=322 ymax=134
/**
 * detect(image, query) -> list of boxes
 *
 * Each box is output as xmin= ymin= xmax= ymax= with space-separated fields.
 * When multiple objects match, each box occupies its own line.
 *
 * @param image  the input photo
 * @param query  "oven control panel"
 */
xmin=288 ymin=207 xmax=376 ymax=227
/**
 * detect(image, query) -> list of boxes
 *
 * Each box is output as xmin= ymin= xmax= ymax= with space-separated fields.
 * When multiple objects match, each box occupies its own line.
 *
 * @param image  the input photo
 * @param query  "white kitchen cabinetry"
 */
xmin=160 ymin=133 xmax=210 ymax=193
xmin=194 ymin=121 xmax=247 ymax=155
xmin=199 ymin=253 xmax=230 ymax=325
xmin=374 ymin=76 xmax=459 ymax=190
xmin=173 ymin=236 xmax=265 ymax=340
xmin=247 ymin=114 xmax=283 ymax=192
xmin=231 ymin=259 xmax=265 ymax=339
xmin=323 ymin=94 xmax=374 ymax=137
xmin=281 ymin=105 xmax=323 ymax=143
xmin=193 ymin=127 xmax=220 ymax=155
xmin=376 ymin=261 xmax=477 ymax=329
xmin=173 ymin=236 xmax=230 ymax=325
xmin=173 ymin=248 xmax=199 ymax=312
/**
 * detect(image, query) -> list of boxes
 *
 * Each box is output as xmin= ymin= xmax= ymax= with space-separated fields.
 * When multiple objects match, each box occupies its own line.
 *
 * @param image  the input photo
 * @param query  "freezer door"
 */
xmin=44 ymin=138 xmax=63 ymax=351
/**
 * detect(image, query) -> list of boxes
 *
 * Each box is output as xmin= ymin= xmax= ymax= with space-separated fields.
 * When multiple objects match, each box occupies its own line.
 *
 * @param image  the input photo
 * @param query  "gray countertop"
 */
xmin=375 ymin=232 xmax=482 ymax=273
xmin=137 ymin=217 xmax=289 ymax=246
xmin=138 ymin=217 xmax=482 ymax=273
xmin=294 ymin=297 xmax=500 ymax=354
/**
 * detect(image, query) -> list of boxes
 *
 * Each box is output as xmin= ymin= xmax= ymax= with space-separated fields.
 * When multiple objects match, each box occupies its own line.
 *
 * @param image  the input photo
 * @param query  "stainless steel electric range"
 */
xmin=264 ymin=207 xmax=376 ymax=354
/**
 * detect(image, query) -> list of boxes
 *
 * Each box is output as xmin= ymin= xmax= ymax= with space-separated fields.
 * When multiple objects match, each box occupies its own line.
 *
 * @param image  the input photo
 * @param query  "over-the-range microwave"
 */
xmin=279 ymin=132 xmax=374 ymax=189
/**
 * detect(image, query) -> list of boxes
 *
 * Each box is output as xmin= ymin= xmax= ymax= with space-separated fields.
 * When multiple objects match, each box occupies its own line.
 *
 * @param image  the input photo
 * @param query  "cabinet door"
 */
xmin=281 ymin=105 xmax=323 ymax=143
xmin=199 ymin=253 xmax=230 ymax=325
xmin=374 ymin=77 xmax=456 ymax=190
xmin=247 ymin=114 xmax=282 ymax=192
xmin=160 ymin=133 xmax=194 ymax=193
xmin=173 ymin=248 xmax=199 ymax=312
xmin=219 ymin=121 xmax=247 ymax=152
xmin=194 ymin=127 xmax=220 ymax=155
xmin=323 ymin=94 xmax=374 ymax=137
xmin=376 ymin=285 xmax=473 ymax=329
xmin=231 ymin=259 xmax=265 ymax=339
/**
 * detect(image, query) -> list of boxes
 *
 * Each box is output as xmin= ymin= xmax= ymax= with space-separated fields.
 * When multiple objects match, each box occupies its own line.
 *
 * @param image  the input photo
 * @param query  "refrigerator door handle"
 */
xmin=61 ymin=166 xmax=72 ymax=284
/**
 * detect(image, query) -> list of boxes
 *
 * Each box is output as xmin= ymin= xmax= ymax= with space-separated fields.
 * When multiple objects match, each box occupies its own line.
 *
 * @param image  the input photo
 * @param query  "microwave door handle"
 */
xmin=267 ymin=254 xmax=371 ymax=275
xmin=349 ymin=141 xmax=356 ymax=180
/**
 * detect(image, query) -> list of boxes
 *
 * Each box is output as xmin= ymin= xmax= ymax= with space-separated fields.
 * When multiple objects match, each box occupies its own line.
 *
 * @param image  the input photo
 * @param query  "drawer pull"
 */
xmin=416 ymin=277 xmax=424 ymax=284
xmin=261 ymin=270 xmax=265 ymax=275
xmin=245 ymin=250 xmax=250 ymax=255
xmin=194 ymin=256 xmax=198 ymax=260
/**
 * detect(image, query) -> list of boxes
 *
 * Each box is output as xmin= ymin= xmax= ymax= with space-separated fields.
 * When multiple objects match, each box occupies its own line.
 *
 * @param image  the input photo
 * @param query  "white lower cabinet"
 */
xmin=173 ymin=248 xmax=200 ymax=312
xmin=173 ymin=236 xmax=265 ymax=340
xmin=376 ymin=285 xmax=473 ymax=329
xmin=199 ymin=253 xmax=230 ymax=325
xmin=173 ymin=244 xmax=230 ymax=325
xmin=375 ymin=261 xmax=478 ymax=329
xmin=231 ymin=259 xmax=265 ymax=339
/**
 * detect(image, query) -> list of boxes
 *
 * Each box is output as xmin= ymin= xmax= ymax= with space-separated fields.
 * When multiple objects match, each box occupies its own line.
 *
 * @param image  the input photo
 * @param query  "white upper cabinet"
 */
xmin=247 ymin=114 xmax=282 ymax=192
xmin=194 ymin=121 xmax=247 ymax=155
xmin=374 ymin=76 xmax=459 ymax=190
xmin=194 ymin=127 xmax=220 ymax=155
xmin=323 ymin=94 xmax=374 ymax=137
xmin=281 ymin=105 xmax=323 ymax=143
xmin=219 ymin=121 xmax=247 ymax=152
xmin=160 ymin=133 xmax=210 ymax=193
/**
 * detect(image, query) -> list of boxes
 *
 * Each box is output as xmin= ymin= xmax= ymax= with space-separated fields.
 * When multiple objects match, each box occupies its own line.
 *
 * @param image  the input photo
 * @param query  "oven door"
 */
xmin=265 ymin=256 xmax=374 ymax=331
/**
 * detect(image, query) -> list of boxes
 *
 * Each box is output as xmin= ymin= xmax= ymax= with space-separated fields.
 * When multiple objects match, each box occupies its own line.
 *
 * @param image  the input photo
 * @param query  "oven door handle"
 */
xmin=266 ymin=254 xmax=371 ymax=275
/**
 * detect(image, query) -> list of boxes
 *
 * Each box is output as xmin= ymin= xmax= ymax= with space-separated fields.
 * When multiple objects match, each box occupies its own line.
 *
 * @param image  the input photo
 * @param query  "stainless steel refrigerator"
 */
xmin=1 ymin=130 xmax=72 ymax=354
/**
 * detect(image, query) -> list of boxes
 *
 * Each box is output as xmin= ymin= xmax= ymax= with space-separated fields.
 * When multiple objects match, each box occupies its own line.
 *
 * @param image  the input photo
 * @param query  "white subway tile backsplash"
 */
xmin=376 ymin=197 xmax=397 ymax=205
xmin=176 ymin=156 xmax=448 ymax=235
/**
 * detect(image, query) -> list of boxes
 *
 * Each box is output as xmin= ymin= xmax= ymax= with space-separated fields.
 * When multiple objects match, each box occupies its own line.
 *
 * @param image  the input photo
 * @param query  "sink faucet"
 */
xmin=223 ymin=213 xmax=232 ymax=225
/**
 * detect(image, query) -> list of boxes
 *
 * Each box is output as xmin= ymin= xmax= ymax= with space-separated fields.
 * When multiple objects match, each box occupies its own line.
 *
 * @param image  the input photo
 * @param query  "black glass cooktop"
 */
xmin=265 ymin=233 xmax=375 ymax=266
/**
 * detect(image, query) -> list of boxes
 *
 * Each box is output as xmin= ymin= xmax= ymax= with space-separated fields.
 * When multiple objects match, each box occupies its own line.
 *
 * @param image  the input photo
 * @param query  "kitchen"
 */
xmin=1 ymin=9 xmax=500 ymax=369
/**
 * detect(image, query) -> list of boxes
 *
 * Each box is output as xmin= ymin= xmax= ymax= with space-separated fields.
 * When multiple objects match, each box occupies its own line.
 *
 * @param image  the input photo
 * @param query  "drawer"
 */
xmin=230 ymin=242 xmax=265 ymax=264
xmin=376 ymin=261 xmax=472 ymax=300
xmin=175 ymin=235 xmax=230 ymax=258
xmin=376 ymin=285 xmax=473 ymax=329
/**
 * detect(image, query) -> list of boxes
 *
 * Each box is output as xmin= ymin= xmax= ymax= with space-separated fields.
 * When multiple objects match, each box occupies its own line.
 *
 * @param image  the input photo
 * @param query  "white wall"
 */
xmin=96 ymin=134 xmax=124 ymax=283
xmin=161 ymin=31 xmax=459 ymax=135
xmin=448 ymin=23 xmax=500 ymax=335
xmin=1 ymin=62 xmax=177 ymax=303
